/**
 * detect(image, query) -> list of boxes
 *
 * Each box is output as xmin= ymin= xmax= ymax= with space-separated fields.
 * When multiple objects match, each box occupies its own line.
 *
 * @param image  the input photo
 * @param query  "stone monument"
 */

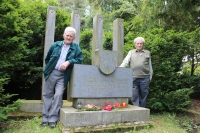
xmin=20 ymin=6 xmax=150 ymax=127
xmin=60 ymin=12 xmax=150 ymax=127
xmin=69 ymin=14 xmax=132 ymax=109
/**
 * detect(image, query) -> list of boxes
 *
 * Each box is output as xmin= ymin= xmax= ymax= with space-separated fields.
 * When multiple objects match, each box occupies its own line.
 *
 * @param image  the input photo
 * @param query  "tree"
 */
xmin=187 ymin=29 xmax=200 ymax=75
xmin=154 ymin=0 xmax=200 ymax=31
xmin=1 ymin=0 xmax=50 ymax=99
xmin=0 ymin=0 xmax=22 ymax=78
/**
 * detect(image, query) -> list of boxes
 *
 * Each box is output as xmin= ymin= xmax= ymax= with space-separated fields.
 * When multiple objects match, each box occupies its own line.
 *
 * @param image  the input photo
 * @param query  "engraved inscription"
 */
xmin=82 ymin=77 xmax=128 ymax=94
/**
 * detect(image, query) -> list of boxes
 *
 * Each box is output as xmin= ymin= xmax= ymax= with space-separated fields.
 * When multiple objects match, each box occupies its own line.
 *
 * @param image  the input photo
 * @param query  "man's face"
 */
xmin=135 ymin=39 xmax=144 ymax=52
xmin=63 ymin=31 xmax=75 ymax=45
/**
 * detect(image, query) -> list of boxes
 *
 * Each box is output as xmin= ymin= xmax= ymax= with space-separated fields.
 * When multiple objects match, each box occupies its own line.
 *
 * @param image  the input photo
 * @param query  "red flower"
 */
xmin=115 ymin=102 xmax=121 ymax=108
xmin=103 ymin=102 xmax=124 ymax=111
xmin=104 ymin=102 xmax=114 ymax=111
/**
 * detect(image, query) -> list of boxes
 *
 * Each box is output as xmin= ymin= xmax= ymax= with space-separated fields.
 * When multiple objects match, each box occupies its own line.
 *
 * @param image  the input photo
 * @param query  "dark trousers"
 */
xmin=131 ymin=77 xmax=150 ymax=107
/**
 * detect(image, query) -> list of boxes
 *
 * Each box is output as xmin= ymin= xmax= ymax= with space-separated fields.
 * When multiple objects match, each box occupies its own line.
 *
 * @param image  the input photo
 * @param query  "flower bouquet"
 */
xmin=103 ymin=102 xmax=124 ymax=111
xmin=82 ymin=104 xmax=102 ymax=111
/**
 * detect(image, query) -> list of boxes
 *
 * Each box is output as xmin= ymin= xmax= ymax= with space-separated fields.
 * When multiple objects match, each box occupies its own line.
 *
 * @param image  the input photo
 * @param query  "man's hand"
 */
xmin=59 ymin=61 xmax=70 ymax=71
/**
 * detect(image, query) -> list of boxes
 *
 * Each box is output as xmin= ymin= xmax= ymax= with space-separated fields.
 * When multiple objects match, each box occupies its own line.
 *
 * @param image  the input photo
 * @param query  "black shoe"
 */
xmin=40 ymin=122 xmax=48 ymax=127
xmin=49 ymin=122 xmax=56 ymax=129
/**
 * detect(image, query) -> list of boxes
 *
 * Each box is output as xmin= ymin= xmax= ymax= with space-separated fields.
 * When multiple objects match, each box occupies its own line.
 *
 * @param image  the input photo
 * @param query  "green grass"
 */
xmin=1 ymin=112 xmax=199 ymax=133
xmin=1 ymin=116 xmax=64 ymax=133
xmin=135 ymin=113 xmax=187 ymax=133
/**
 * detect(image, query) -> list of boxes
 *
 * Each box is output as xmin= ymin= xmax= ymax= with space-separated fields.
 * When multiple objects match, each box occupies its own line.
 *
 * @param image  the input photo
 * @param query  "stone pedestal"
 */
xmin=19 ymin=100 xmax=150 ymax=128
xmin=60 ymin=105 xmax=150 ymax=127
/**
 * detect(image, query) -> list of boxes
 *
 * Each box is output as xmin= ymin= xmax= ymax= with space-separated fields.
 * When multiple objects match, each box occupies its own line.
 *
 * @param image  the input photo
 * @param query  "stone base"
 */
xmin=60 ymin=105 xmax=150 ymax=127
xmin=19 ymin=100 xmax=150 ymax=128
xmin=19 ymin=100 xmax=71 ymax=112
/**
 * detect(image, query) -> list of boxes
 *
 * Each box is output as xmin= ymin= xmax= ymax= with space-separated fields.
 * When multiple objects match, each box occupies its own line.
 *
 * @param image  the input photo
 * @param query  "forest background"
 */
xmin=0 ymin=0 xmax=200 ymax=120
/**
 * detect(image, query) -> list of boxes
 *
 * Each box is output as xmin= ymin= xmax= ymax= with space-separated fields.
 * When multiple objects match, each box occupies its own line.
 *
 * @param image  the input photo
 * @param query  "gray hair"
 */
xmin=134 ymin=37 xmax=145 ymax=44
xmin=64 ymin=27 xmax=76 ymax=36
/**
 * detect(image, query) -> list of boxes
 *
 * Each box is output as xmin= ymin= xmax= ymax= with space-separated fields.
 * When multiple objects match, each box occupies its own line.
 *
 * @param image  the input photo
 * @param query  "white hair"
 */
xmin=134 ymin=37 xmax=145 ymax=44
xmin=64 ymin=27 xmax=76 ymax=36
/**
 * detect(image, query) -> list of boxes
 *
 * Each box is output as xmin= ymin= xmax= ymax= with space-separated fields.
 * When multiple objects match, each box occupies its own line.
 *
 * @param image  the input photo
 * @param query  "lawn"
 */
xmin=1 ymin=99 xmax=200 ymax=133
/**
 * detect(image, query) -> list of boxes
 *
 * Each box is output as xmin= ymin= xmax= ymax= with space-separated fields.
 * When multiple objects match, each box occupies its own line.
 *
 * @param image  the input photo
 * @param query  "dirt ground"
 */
xmin=181 ymin=98 xmax=200 ymax=133
xmin=188 ymin=98 xmax=200 ymax=123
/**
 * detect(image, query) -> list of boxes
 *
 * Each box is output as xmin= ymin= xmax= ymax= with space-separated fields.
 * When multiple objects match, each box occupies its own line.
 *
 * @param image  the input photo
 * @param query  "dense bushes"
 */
xmin=147 ymin=88 xmax=193 ymax=111
xmin=80 ymin=29 xmax=93 ymax=64
xmin=0 ymin=78 xmax=21 ymax=122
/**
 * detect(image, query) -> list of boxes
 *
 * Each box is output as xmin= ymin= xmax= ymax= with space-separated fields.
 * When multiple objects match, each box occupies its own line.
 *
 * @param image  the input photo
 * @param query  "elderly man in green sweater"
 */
xmin=41 ymin=27 xmax=83 ymax=128
xmin=120 ymin=37 xmax=153 ymax=108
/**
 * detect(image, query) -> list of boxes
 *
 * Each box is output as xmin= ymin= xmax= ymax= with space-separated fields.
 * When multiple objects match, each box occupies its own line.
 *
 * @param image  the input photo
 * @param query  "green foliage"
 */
xmin=185 ymin=28 xmax=200 ymax=76
xmin=82 ymin=49 xmax=91 ymax=65
xmin=103 ymin=31 xmax=113 ymax=50
xmin=163 ymin=88 xmax=193 ymax=111
xmin=179 ymin=74 xmax=200 ymax=96
xmin=80 ymin=29 xmax=93 ymax=64
xmin=0 ymin=78 xmax=21 ymax=122
xmin=0 ymin=0 xmax=46 ymax=93
xmin=0 ymin=0 xmax=21 ymax=78
xmin=80 ymin=29 xmax=92 ymax=50
xmin=156 ymin=0 xmax=200 ymax=31
xmin=147 ymin=98 xmax=164 ymax=111
xmin=54 ymin=8 xmax=71 ymax=40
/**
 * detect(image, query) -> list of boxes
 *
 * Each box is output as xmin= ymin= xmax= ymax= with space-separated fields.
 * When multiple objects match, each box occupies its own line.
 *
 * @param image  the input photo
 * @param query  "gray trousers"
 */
xmin=42 ymin=70 xmax=65 ymax=122
xmin=131 ymin=77 xmax=150 ymax=107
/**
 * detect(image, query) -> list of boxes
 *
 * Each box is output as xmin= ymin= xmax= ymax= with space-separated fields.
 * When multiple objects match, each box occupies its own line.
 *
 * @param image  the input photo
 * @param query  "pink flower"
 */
xmin=103 ymin=104 xmax=113 ymax=111
xmin=83 ymin=104 xmax=102 ymax=111
xmin=86 ymin=104 xmax=93 ymax=108
xmin=106 ymin=102 xmax=110 ymax=106
xmin=107 ymin=105 xmax=112 ymax=111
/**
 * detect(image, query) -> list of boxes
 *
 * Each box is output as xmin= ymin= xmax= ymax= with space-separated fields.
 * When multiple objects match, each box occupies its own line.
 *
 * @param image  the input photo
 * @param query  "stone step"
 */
xmin=19 ymin=100 xmax=150 ymax=128
xmin=19 ymin=100 xmax=71 ymax=112
xmin=60 ymin=105 xmax=150 ymax=127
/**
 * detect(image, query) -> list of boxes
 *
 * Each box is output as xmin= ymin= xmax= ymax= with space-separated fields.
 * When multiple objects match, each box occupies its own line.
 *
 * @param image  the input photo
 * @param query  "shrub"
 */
xmin=163 ymin=88 xmax=193 ymax=111
xmin=0 ymin=78 xmax=22 ymax=122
